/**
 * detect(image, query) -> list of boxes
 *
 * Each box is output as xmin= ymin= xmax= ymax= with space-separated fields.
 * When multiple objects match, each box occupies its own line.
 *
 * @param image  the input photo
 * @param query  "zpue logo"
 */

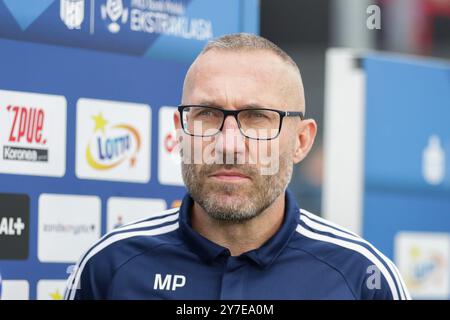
xmin=101 ymin=0 xmax=129 ymax=33
xmin=0 ymin=90 xmax=67 ymax=177
xmin=3 ymin=105 xmax=48 ymax=163
xmin=85 ymin=112 xmax=141 ymax=171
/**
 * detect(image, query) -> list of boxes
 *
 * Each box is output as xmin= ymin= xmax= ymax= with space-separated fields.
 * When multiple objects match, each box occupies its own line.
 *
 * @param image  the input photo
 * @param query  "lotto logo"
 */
xmin=76 ymin=98 xmax=150 ymax=183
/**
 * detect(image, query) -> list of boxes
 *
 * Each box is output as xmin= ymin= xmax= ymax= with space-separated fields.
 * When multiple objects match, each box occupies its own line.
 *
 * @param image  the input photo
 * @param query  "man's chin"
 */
xmin=204 ymin=182 xmax=250 ymax=197
xmin=200 ymin=194 xmax=257 ymax=223
xmin=200 ymin=187 xmax=248 ymax=205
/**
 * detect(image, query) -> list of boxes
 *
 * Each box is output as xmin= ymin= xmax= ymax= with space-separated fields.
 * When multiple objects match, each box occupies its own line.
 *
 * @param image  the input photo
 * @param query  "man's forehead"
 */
xmin=184 ymin=74 xmax=286 ymax=110
xmin=183 ymin=49 xmax=304 ymax=110
xmin=186 ymin=49 xmax=299 ymax=88
xmin=191 ymin=49 xmax=290 ymax=77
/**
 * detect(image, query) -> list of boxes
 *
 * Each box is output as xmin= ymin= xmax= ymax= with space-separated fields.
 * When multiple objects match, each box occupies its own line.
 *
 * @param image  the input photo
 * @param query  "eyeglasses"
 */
xmin=178 ymin=105 xmax=304 ymax=140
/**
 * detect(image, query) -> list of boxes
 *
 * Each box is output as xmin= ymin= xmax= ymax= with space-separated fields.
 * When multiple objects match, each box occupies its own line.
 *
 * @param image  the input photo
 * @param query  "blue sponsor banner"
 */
xmin=362 ymin=54 xmax=450 ymax=298
xmin=363 ymin=55 xmax=450 ymax=194
xmin=362 ymin=54 xmax=450 ymax=254
xmin=0 ymin=37 xmax=188 ymax=299
xmin=0 ymin=0 xmax=259 ymax=61
xmin=0 ymin=0 xmax=259 ymax=300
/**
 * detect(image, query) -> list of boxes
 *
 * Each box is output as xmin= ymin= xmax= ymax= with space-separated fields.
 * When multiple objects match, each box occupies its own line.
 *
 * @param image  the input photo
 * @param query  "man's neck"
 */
xmin=190 ymin=193 xmax=286 ymax=256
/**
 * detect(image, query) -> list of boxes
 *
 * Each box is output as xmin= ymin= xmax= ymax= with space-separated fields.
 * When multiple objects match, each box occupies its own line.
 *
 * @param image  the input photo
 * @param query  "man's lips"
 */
xmin=208 ymin=170 xmax=251 ymax=181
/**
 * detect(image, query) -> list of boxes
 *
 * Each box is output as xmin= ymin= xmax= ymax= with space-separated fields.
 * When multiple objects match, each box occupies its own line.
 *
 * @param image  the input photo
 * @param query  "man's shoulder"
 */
xmin=292 ymin=208 xmax=371 ymax=264
xmin=80 ymin=207 xmax=181 ymax=269
xmin=65 ymin=207 xmax=182 ymax=299
xmin=289 ymin=208 xmax=410 ymax=300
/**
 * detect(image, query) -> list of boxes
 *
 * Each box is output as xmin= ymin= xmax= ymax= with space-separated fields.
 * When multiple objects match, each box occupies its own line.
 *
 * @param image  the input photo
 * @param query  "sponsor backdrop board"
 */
xmin=363 ymin=55 xmax=450 ymax=299
xmin=323 ymin=49 xmax=450 ymax=299
xmin=0 ymin=0 xmax=259 ymax=61
xmin=0 ymin=0 xmax=259 ymax=300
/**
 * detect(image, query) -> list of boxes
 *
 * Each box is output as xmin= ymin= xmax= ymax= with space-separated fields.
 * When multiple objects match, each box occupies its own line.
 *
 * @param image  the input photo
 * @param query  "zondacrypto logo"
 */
xmin=3 ymin=105 xmax=48 ymax=162
xmin=42 ymin=223 xmax=96 ymax=236
xmin=85 ymin=112 xmax=141 ymax=170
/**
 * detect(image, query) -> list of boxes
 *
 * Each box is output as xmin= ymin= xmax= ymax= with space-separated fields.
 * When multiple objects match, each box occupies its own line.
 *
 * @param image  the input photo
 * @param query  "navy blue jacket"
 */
xmin=64 ymin=190 xmax=410 ymax=300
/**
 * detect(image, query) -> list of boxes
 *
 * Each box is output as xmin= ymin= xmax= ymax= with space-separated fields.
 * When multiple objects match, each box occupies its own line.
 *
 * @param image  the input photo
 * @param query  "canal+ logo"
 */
xmin=85 ymin=112 xmax=141 ymax=171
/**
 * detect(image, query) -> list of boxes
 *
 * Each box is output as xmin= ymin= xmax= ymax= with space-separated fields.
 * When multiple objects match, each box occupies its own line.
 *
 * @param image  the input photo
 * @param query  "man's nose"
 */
xmin=215 ymin=115 xmax=246 ymax=157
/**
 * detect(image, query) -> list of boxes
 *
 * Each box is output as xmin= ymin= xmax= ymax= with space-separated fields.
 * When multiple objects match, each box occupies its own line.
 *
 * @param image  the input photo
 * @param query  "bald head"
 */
xmin=182 ymin=33 xmax=305 ymax=114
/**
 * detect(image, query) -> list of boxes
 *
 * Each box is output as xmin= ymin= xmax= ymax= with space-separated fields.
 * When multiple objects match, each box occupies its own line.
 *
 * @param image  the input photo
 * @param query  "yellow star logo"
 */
xmin=91 ymin=113 xmax=108 ymax=133
xmin=410 ymin=246 xmax=421 ymax=259
xmin=49 ymin=289 xmax=63 ymax=300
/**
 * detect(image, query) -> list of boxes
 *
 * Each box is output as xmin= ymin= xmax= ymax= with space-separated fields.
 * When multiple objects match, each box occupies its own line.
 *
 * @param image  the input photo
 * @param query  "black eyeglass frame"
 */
xmin=177 ymin=105 xmax=304 ymax=140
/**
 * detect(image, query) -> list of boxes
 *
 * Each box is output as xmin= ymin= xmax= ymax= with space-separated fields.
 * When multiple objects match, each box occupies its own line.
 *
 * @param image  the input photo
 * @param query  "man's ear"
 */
xmin=173 ymin=110 xmax=184 ymax=156
xmin=293 ymin=119 xmax=317 ymax=164
xmin=174 ymin=110 xmax=182 ymax=139
xmin=174 ymin=109 xmax=181 ymax=129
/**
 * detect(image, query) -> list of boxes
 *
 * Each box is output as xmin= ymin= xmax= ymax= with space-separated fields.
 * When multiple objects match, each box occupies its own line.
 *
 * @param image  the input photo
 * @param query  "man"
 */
xmin=65 ymin=33 xmax=410 ymax=300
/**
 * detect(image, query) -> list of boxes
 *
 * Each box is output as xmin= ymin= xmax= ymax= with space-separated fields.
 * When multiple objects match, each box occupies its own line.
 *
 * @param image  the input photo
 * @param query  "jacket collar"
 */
xmin=178 ymin=188 xmax=300 ymax=268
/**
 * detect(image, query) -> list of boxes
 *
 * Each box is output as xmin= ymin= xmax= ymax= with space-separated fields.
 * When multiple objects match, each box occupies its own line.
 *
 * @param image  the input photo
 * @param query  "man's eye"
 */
xmin=198 ymin=110 xmax=214 ymax=116
xmin=248 ymin=111 xmax=269 ymax=118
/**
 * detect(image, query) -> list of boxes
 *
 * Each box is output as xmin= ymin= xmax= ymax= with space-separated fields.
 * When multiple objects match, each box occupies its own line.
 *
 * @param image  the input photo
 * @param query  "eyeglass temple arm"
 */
xmin=285 ymin=111 xmax=304 ymax=119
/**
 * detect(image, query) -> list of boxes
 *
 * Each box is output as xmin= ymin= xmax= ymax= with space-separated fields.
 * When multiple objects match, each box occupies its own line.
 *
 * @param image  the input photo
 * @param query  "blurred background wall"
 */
xmin=260 ymin=0 xmax=450 ymax=213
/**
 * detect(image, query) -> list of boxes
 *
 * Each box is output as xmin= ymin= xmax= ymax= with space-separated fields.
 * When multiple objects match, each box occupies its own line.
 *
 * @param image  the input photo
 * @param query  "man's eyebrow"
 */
xmin=195 ymin=100 xmax=219 ymax=107
xmin=194 ymin=101 xmax=274 ymax=110
xmin=241 ymin=103 xmax=273 ymax=109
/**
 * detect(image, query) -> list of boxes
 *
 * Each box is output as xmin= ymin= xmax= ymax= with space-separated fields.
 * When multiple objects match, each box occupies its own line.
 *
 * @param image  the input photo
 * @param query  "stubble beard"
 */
xmin=181 ymin=153 xmax=293 ymax=224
